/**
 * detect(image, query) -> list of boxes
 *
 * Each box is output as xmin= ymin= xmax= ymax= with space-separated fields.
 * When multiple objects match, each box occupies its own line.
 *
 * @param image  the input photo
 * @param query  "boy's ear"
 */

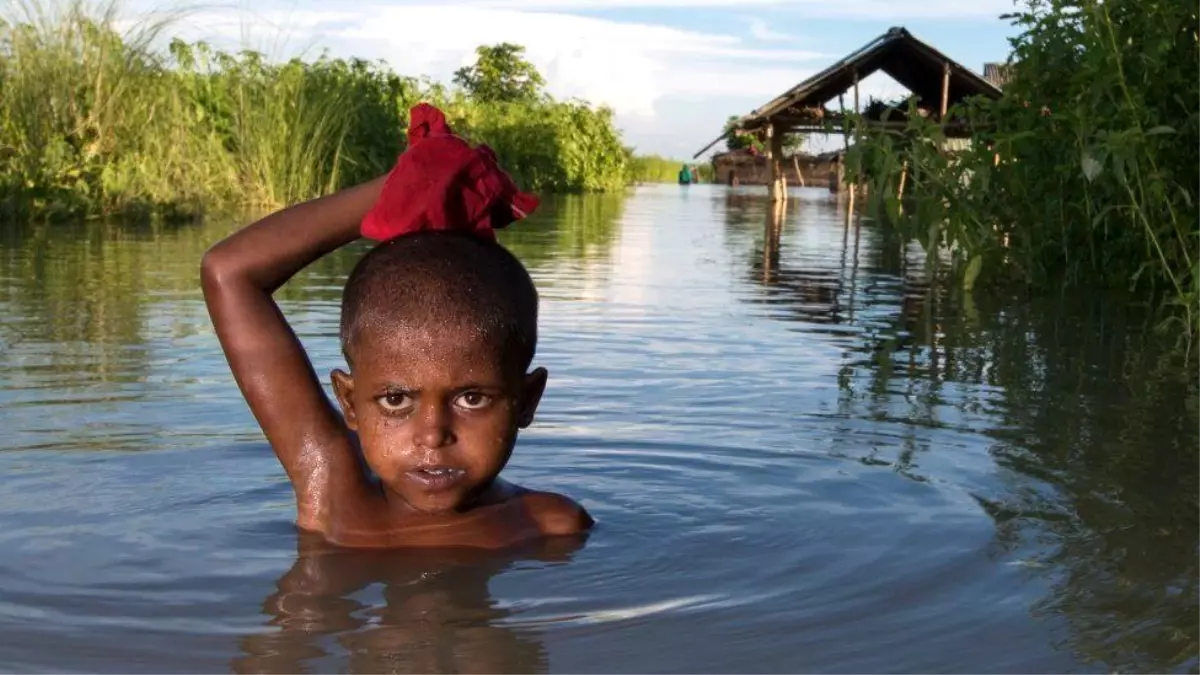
xmin=330 ymin=369 xmax=359 ymax=430
xmin=517 ymin=367 xmax=548 ymax=428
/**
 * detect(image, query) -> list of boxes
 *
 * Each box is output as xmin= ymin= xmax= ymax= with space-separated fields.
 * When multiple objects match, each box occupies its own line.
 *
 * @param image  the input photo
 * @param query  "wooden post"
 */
xmin=846 ymin=70 xmax=859 ymax=225
xmin=896 ymin=159 xmax=908 ymax=216
xmin=838 ymin=93 xmax=848 ymax=152
xmin=764 ymin=199 xmax=785 ymax=282
xmin=768 ymin=121 xmax=786 ymax=202
xmin=853 ymin=69 xmax=860 ymax=114
xmin=837 ymin=93 xmax=849 ymax=198
xmin=766 ymin=123 xmax=775 ymax=200
xmin=793 ymin=153 xmax=805 ymax=187
xmin=940 ymin=62 xmax=950 ymax=119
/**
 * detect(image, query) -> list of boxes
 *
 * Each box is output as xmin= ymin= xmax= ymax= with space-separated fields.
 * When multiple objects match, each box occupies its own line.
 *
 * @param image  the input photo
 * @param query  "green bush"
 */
xmin=0 ymin=0 xmax=641 ymax=220
xmin=845 ymin=0 xmax=1199 ymax=332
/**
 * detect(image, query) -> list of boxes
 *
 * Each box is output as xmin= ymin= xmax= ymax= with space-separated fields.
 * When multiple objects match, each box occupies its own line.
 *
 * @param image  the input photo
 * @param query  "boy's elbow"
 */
xmin=200 ymin=245 xmax=238 ymax=297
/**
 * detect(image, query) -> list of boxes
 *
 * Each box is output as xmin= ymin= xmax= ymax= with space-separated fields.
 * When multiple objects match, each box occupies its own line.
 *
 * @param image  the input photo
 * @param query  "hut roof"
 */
xmin=694 ymin=26 xmax=1003 ymax=158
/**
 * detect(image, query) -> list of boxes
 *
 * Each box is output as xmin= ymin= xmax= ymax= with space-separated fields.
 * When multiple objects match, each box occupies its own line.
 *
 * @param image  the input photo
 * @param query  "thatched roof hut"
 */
xmin=694 ymin=26 xmax=1004 ymax=203
xmin=695 ymin=26 xmax=1004 ymax=158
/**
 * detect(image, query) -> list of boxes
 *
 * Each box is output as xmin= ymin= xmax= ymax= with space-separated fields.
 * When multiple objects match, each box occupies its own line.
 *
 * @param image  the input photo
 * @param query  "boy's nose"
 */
xmin=412 ymin=402 xmax=454 ymax=449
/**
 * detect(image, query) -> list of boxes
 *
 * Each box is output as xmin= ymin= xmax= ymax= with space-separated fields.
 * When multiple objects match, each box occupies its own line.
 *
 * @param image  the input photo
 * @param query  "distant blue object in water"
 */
xmin=678 ymin=164 xmax=693 ymax=185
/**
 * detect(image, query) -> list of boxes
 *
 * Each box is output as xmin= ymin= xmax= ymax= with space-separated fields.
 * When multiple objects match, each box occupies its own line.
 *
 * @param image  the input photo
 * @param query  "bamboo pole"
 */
xmin=793 ymin=153 xmax=805 ymax=187
xmin=769 ymin=122 xmax=786 ymax=202
xmin=766 ymin=123 xmax=776 ymax=201
xmin=846 ymin=69 xmax=859 ymax=226
xmin=838 ymin=93 xmax=849 ymax=198
xmin=854 ymin=69 xmax=860 ymax=113
xmin=764 ymin=199 xmax=785 ymax=283
xmin=940 ymin=62 xmax=950 ymax=119
xmin=896 ymin=160 xmax=908 ymax=216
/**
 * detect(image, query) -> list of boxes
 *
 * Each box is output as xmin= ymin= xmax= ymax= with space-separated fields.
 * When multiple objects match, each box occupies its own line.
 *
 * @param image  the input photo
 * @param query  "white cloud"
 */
xmin=119 ymin=0 xmax=1003 ymax=157
xmin=159 ymin=3 xmax=828 ymax=119
xmin=462 ymin=0 xmax=786 ymax=8
xmin=743 ymin=16 xmax=795 ymax=42
xmin=453 ymin=0 xmax=1014 ymax=19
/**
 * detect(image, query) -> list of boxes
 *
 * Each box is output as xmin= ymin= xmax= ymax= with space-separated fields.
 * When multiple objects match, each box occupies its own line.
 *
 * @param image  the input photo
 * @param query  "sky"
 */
xmin=129 ymin=0 xmax=1020 ymax=158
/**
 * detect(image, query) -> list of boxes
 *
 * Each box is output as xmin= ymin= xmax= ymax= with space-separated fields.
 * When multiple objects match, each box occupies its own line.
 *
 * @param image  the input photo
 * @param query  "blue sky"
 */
xmin=138 ymin=0 xmax=1021 ymax=158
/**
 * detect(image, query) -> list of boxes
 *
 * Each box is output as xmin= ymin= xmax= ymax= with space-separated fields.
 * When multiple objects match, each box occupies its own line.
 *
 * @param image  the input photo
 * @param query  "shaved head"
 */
xmin=339 ymin=232 xmax=538 ymax=374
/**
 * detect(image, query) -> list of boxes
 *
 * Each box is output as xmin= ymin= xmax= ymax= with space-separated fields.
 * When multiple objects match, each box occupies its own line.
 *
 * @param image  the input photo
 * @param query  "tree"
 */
xmin=453 ymin=43 xmax=546 ymax=103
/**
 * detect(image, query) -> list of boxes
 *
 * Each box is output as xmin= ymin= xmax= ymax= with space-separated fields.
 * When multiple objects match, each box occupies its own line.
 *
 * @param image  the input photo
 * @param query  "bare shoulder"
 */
xmin=518 ymin=490 xmax=595 ymax=536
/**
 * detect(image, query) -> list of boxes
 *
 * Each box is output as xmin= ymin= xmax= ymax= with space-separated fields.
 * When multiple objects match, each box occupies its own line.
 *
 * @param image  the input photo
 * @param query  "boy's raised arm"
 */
xmin=200 ymin=176 xmax=387 ymax=527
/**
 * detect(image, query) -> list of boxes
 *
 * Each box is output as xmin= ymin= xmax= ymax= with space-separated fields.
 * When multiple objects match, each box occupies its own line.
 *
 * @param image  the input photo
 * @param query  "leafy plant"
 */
xmin=0 ymin=4 xmax=638 ymax=220
xmin=452 ymin=43 xmax=546 ymax=104
xmin=844 ymin=0 xmax=1199 ymax=335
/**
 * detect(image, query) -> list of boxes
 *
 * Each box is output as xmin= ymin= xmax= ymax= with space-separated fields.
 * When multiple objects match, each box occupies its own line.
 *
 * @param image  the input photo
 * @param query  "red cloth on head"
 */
xmin=361 ymin=103 xmax=539 ymax=242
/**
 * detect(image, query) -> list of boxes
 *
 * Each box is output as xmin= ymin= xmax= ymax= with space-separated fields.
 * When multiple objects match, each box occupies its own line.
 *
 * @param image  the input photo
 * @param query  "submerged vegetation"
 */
xmin=0 ymin=2 xmax=687 ymax=221
xmin=843 ymin=0 xmax=1199 ymax=333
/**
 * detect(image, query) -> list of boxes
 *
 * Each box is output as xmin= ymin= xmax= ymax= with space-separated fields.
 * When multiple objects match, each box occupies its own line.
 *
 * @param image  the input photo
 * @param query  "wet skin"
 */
xmin=333 ymin=326 xmax=533 ymax=518
xmin=201 ymin=175 xmax=592 ymax=548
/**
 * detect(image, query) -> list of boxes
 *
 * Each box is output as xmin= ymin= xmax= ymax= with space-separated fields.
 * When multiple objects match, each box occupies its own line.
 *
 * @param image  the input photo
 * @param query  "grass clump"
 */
xmin=1 ymin=1 xmax=657 ymax=221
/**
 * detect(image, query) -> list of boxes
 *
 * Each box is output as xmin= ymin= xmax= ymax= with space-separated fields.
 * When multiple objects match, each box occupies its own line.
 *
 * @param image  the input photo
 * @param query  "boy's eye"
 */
xmin=455 ymin=392 xmax=492 ymax=410
xmin=378 ymin=392 xmax=413 ymax=412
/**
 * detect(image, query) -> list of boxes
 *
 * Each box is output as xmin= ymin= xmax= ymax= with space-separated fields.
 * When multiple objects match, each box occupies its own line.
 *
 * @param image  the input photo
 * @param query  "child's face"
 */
xmin=331 ymin=325 xmax=545 ymax=515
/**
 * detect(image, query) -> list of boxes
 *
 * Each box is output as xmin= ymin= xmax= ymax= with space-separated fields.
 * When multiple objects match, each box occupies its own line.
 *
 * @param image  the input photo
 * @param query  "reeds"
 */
xmin=0 ymin=0 xmax=638 ymax=221
xmin=0 ymin=0 xmax=234 ymax=217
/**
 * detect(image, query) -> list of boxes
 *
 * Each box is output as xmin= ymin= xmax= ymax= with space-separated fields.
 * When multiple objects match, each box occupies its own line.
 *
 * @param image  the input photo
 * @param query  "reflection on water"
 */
xmin=0 ymin=185 xmax=1195 ymax=673
xmin=729 ymin=189 xmax=1199 ymax=672
xmin=233 ymin=535 xmax=586 ymax=674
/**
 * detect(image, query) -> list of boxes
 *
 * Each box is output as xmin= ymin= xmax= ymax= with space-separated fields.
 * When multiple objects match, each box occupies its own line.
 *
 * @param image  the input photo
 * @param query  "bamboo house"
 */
xmin=696 ymin=27 xmax=1005 ymax=203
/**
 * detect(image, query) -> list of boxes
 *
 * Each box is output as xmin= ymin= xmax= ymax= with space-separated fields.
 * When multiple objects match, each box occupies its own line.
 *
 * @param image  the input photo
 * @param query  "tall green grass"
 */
xmin=0 ymin=0 xmax=640 ymax=220
xmin=625 ymin=154 xmax=712 ymax=184
xmin=0 ymin=0 xmax=237 ymax=218
xmin=167 ymin=40 xmax=406 ymax=208
xmin=844 ymin=0 xmax=1199 ymax=335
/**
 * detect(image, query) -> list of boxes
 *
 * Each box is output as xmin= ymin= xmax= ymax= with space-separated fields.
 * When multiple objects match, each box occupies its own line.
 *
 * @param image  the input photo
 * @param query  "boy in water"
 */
xmin=201 ymin=104 xmax=592 ymax=549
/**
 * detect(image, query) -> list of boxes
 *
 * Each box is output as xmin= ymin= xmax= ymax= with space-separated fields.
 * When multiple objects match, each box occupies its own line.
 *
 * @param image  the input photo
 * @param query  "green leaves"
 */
xmin=840 ymin=0 xmax=1197 ymax=331
xmin=452 ymin=44 xmax=546 ymax=104
xmin=1 ymin=12 xmax=632 ymax=219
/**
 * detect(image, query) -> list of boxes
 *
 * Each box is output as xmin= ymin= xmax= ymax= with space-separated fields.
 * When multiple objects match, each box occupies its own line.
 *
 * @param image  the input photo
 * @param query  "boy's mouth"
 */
xmin=405 ymin=466 xmax=467 ymax=492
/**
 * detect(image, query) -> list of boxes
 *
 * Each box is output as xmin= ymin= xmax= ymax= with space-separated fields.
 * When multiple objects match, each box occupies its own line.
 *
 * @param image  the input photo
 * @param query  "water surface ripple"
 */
xmin=0 ymin=185 xmax=1195 ymax=673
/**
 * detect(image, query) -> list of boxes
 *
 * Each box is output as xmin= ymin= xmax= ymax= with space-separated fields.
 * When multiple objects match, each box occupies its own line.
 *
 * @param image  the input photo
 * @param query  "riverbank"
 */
xmin=0 ymin=1 xmax=680 ymax=221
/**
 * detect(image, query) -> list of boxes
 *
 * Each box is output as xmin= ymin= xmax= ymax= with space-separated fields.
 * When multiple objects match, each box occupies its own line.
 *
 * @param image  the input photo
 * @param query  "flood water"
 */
xmin=0 ymin=185 xmax=1196 ymax=673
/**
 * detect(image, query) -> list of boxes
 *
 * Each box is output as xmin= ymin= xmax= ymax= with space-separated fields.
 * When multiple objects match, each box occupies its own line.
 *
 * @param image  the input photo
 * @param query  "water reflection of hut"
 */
xmin=695 ymin=27 xmax=1003 ymax=204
